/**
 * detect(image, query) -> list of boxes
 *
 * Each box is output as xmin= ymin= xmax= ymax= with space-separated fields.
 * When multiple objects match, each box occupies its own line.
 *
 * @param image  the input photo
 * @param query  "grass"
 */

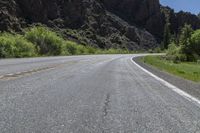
xmin=141 ymin=55 xmax=200 ymax=82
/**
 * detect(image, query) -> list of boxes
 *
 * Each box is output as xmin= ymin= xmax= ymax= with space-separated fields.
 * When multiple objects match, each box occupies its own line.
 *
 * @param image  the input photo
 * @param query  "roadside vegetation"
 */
xmin=0 ymin=26 xmax=134 ymax=58
xmin=141 ymin=56 xmax=200 ymax=82
xmin=166 ymin=25 xmax=200 ymax=62
xmin=142 ymin=24 xmax=200 ymax=82
xmin=0 ymin=33 xmax=36 ymax=58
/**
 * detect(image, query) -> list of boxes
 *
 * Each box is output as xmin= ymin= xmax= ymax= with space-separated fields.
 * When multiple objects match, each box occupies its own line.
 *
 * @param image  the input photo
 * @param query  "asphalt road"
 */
xmin=0 ymin=54 xmax=200 ymax=133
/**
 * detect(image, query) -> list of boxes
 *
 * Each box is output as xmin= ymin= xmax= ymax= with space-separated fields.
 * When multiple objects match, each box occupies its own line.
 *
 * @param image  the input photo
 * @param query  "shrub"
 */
xmin=101 ymin=48 xmax=130 ymax=54
xmin=62 ymin=40 xmax=98 ymax=55
xmin=0 ymin=33 xmax=36 ymax=58
xmin=25 ymin=26 xmax=63 ymax=55
xmin=76 ymin=45 xmax=88 ymax=55
xmin=166 ymin=43 xmax=186 ymax=63
xmin=84 ymin=46 xmax=96 ymax=54
xmin=62 ymin=41 xmax=78 ymax=55
xmin=0 ymin=26 xmax=136 ymax=58
xmin=153 ymin=47 xmax=162 ymax=53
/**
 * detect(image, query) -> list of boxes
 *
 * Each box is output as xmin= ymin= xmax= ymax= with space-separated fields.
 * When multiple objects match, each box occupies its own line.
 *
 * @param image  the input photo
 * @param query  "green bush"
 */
xmin=62 ymin=41 xmax=78 ymax=55
xmin=153 ymin=47 xmax=162 ymax=53
xmin=76 ymin=45 xmax=88 ymax=55
xmin=99 ymin=48 xmax=130 ymax=54
xmin=0 ymin=33 xmax=36 ymax=58
xmin=0 ymin=26 xmax=136 ymax=58
xmin=166 ymin=43 xmax=186 ymax=63
xmin=25 ymin=26 xmax=63 ymax=55
xmin=62 ymin=41 xmax=97 ymax=55
xmin=84 ymin=46 xmax=96 ymax=54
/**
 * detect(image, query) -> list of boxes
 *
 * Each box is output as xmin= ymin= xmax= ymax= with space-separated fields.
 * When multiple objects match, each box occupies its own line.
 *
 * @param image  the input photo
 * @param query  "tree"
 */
xmin=179 ymin=24 xmax=193 ymax=58
xmin=190 ymin=29 xmax=200 ymax=60
xmin=163 ymin=22 xmax=171 ymax=49
xmin=198 ymin=12 xmax=200 ymax=19
xmin=179 ymin=24 xmax=193 ymax=45
xmin=166 ymin=24 xmax=195 ymax=62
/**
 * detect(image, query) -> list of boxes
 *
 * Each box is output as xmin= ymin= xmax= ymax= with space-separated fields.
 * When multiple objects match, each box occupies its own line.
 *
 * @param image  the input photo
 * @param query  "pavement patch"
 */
xmin=0 ymin=60 xmax=79 ymax=81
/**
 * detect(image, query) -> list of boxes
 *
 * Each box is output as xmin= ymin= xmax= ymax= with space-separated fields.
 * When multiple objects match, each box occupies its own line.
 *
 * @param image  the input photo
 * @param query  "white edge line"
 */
xmin=131 ymin=57 xmax=200 ymax=106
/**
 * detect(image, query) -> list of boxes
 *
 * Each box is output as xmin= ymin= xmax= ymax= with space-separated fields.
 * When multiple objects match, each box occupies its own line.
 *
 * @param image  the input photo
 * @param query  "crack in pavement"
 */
xmin=103 ymin=93 xmax=111 ymax=117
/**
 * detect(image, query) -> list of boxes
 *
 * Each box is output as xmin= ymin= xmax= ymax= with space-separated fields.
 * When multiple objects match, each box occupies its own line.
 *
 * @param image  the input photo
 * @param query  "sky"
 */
xmin=160 ymin=0 xmax=200 ymax=15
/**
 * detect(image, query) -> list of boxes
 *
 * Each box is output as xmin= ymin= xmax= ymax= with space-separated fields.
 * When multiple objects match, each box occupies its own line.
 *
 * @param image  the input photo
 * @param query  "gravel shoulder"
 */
xmin=133 ymin=56 xmax=200 ymax=100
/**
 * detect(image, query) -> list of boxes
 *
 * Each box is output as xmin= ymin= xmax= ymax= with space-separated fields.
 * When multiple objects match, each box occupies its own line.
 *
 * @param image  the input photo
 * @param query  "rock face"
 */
xmin=0 ymin=0 xmax=20 ymax=31
xmin=102 ymin=0 xmax=165 ymax=40
xmin=161 ymin=6 xmax=200 ymax=34
xmin=0 ymin=0 xmax=200 ymax=50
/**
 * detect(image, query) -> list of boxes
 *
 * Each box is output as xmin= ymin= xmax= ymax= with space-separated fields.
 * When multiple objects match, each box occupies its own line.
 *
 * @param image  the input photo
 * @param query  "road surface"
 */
xmin=0 ymin=55 xmax=200 ymax=133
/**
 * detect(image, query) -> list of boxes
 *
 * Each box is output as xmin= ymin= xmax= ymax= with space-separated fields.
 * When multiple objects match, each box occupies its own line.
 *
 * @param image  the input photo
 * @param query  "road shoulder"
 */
xmin=133 ymin=56 xmax=200 ymax=100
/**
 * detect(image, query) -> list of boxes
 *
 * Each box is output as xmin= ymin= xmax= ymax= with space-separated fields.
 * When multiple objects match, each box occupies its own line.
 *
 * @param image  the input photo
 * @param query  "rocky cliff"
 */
xmin=161 ymin=6 xmax=200 ymax=34
xmin=102 ymin=0 xmax=165 ymax=40
xmin=0 ymin=0 xmax=200 ymax=50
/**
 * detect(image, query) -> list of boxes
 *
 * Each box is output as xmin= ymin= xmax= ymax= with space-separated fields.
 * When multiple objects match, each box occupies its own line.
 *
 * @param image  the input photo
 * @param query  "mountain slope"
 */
xmin=0 ymin=0 xmax=200 ymax=50
xmin=102 ymin=0 xmax=165 ymax=40
xmin=161 ymin=6 xmax=200 ymax=34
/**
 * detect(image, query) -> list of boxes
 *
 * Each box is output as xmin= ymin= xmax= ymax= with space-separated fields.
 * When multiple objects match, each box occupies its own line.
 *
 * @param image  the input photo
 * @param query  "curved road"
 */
xmin=0 ymin=55 xmax=200 ymax=132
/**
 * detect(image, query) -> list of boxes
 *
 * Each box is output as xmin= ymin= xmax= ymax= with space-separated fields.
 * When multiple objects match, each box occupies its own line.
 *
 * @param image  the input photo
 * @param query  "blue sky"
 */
xmin=160 ymin=0 xmax=200 ymax=15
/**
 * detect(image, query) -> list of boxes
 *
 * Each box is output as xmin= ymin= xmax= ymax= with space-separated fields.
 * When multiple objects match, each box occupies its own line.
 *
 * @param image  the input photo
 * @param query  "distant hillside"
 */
xmin=161 ymin=6 xmax=200 ymax=34
xmin=0 ymin=0 xmax=200 ymax=50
